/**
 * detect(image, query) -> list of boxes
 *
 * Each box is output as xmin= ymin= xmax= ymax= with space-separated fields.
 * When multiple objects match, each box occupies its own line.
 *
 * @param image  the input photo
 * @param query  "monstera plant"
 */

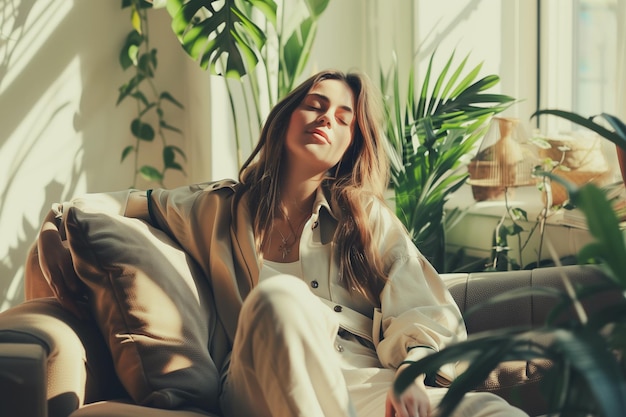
xmin=163 ymin=0 xmax=330 ymax=166
xmin=380 ymin=50 xmax=515 ymax=272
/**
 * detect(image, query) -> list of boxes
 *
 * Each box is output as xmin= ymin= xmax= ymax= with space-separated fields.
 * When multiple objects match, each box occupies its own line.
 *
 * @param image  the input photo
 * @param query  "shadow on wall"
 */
xmin=0 ymin=1 xmax=142 ymax=311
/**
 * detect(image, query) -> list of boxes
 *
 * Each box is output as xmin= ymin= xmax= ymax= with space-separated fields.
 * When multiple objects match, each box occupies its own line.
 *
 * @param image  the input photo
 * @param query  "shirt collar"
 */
xmin=312 ymin=185 xmax=339 ymax=221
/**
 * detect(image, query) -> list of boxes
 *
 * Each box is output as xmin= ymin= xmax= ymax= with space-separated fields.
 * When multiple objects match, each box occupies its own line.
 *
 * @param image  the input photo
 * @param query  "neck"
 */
xmin=279 ymin=173 xmax=321 ymax=218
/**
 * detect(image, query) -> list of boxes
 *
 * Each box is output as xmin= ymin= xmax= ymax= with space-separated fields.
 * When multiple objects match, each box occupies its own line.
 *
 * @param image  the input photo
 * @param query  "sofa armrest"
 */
xmin=442 ymin=265 xmax=623 ymax=416
xmin=444 ymin=264 xmax=619 ymax=334
xmin=0 ymin=343 xmax=47 ymax=417
xmin=0 ymin=298 xmax=129 ymax=417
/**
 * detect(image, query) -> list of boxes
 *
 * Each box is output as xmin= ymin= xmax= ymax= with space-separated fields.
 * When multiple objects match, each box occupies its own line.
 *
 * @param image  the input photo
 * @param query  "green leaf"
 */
xmin=552 ymin=329 xmax=626 ymax=417
xmin=138 ymin=102 xmax=156 ymax=117
xmin=440 ymin=52 xmax=468 ymax=99
xmin=599 ymin=113 xmax=626 ymax=147
xmin=247 ymin=0 xmax=277 ymax=26
xmin=168 ymin=0 xmax=268 ymax=78
xmin=510 ymin=207 xmax=528 ymax=222
xmin=121 ymin=145 xmax=135 ymax=162
xmin=282 ymin=17 xmax=315 ymax=94
xmin=138 ymin=52 xmax=155 ymax=77
xmin=130 ymin=118 xmax=155 ymax=141
xmin=570 ymin=184 xmax=626 ymax=288
xmin=160 ymin=91 xmax=184 ymax=109
xmin=139 ymin=165 xmax=163 ymax=182
xmin=449 ymin=62 xmax=482 ymax=98
xmin=426 ymin=50 xmax=454 ymax=115
xmin=117 ymin=74 xmax=145 ymax=105
xmin=131 ymin=7 xmax=142 ymax=34
xmin=163 ymin=145 xmax=187 ymax=171
xmin=130 ymin=90 xmax=150 ymax=107
xmin=119 ymin=30 xmax=143 ymax=70
xmin=532 ymin=109 xmax=626 ymax=150
xmin=303 ymin=0 xmax=330 ymax=18
xmin=150 ymin=48 xmax=158 ymax=70
xmin=160 ymin=120 xmax=183 ymax=133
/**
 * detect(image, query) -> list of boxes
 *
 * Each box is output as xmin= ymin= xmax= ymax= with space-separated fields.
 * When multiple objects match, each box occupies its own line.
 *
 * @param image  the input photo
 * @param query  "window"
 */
xmin=539 ymin=0 xmax=619 ymax=128
xmin=538 ymin=0 xmax=621 ymax=177
xmin=573 ymin=0 xmax=618 ymax=116
xmin=405 ymin=0 xmax=621 ymax=173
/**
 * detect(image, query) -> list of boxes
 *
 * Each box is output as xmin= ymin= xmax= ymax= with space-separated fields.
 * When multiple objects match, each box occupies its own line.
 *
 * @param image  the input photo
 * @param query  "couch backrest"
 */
xmin=444 ymin=265 xmax=624 ymax=335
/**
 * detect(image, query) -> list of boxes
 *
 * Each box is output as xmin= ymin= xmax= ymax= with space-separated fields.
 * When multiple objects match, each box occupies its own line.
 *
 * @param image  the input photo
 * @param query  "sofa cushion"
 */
xmin=64 ymin=207 xmax=220 ymax=413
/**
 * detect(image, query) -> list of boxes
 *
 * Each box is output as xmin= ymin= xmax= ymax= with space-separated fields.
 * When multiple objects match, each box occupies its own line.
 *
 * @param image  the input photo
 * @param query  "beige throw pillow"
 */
xmin=64 ymin=207 xmax=220 ymax=413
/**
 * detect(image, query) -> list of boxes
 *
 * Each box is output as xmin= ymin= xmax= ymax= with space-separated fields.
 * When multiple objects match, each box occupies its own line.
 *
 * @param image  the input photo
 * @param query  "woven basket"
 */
xmin=545 ymin=170 xmax=612 ymax=206
xmin=538 ymin=135 xmax=611 ymax=205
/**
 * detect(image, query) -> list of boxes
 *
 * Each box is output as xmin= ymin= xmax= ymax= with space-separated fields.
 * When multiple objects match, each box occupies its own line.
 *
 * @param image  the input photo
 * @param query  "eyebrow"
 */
xmin=307 ymin=93 xmax=354 ymax=114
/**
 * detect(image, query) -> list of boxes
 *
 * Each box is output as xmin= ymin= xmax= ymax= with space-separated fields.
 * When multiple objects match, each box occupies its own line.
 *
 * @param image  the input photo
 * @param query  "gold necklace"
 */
xmin=277 ymin=227 xmax=294 ymax=260
xmin=276 ymin=206 xmax=309 ymax=260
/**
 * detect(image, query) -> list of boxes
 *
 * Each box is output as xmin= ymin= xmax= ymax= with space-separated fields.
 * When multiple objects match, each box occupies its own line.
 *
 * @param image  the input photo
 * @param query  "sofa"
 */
xmin=0 ymin=193 xmax=622 ymax=417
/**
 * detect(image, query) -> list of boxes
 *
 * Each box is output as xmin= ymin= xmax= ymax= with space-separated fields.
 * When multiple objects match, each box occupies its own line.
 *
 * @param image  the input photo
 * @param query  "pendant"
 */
xmin=278 ymin=237 xmax=291 ymax=260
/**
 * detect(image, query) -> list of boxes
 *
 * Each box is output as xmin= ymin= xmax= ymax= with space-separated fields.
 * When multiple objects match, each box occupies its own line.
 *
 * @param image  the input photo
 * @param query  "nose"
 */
xmin=317 ymin=112 xmax=331 ymax=127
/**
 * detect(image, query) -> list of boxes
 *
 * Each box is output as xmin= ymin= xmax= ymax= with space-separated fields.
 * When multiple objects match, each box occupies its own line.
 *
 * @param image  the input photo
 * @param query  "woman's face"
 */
xmin=284 ymin=79 xmax=356 ymax=176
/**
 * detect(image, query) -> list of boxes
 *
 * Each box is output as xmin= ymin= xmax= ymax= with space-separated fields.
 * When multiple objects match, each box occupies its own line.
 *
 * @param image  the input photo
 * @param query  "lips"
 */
xmin=309 ymin=128 xmax=329 ymax=144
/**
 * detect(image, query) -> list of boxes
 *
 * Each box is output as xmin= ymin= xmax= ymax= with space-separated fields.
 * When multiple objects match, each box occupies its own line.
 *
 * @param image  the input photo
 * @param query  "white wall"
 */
xmin=0 ymin=1 xmax=208 ymax=310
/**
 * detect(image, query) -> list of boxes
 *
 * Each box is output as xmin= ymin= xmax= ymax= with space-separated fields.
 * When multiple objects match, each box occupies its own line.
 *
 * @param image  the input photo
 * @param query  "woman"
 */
xmin=48 ymin=70 xmax=528 ymax=417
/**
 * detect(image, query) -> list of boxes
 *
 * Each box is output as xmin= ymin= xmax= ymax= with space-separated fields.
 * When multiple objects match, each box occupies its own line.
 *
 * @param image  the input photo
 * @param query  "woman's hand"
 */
xmin=37 ymin=209 xmax=90 ymax=319
xmin=385 ymin=365 xmax=431 ymax=417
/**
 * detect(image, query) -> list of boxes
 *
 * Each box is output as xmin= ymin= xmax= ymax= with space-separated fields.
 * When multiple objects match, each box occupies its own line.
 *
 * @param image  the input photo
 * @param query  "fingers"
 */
xmin=387 ymin=382 xmax=432 ymax=417
xmin=385 ymin=395 xmax=395 ymax=417
xmin=37 ymin=216 xmax=90 ymax=320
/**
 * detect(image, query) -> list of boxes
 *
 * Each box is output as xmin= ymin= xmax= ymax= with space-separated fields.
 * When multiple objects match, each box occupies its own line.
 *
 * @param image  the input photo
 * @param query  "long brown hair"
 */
xmin=238 ymin=70 xmax=390 ymax=304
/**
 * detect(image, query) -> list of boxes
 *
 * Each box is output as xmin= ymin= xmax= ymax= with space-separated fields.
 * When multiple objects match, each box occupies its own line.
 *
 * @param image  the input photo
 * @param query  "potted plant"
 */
xmin=380 ymin=50 xmax=515 ymax=272
xmin=393 ymin=119 xmax=626 ymax=416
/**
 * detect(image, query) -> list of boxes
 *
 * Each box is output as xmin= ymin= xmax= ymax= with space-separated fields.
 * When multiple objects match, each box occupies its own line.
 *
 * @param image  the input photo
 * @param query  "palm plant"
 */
xmin=164 ymin=0 xmax=330 ymax=166
xmin=380 ymin=50 xmax=514 ymax=272
xmin=393 ymin=110 xmax=626 ymax=416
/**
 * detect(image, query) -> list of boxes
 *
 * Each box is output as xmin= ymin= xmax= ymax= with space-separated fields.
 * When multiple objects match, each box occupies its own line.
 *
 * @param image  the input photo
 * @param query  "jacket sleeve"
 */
xmin=145 ymin=180 xmax=238 ymax=261
xmin=370 ymin=202 xmax=467 ymax=371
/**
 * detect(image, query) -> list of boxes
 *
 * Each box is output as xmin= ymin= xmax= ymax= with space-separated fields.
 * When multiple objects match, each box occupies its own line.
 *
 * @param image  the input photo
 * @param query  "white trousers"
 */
xmin=219 ymin=275 xmax=528 ymax=417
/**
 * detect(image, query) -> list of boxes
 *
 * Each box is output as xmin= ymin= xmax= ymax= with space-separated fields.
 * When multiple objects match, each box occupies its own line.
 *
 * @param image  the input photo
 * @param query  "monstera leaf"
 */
xmin=166 ymin=0 xmax=277 ymax=78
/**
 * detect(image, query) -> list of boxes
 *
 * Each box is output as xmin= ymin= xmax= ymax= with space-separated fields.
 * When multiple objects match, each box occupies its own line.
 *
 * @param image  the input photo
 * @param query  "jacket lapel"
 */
xmin=230 ymin=191 xmax=260 ymax=297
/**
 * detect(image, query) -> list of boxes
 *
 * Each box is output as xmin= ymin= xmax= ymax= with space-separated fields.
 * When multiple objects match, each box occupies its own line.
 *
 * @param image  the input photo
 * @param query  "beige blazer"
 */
xmin=147 ymin=180 xmax=467 ymax=371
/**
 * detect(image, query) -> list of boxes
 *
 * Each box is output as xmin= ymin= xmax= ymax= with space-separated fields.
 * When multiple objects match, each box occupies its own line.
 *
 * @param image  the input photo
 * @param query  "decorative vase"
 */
xmin=467 ymin=117 xmax=538 ymax=201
